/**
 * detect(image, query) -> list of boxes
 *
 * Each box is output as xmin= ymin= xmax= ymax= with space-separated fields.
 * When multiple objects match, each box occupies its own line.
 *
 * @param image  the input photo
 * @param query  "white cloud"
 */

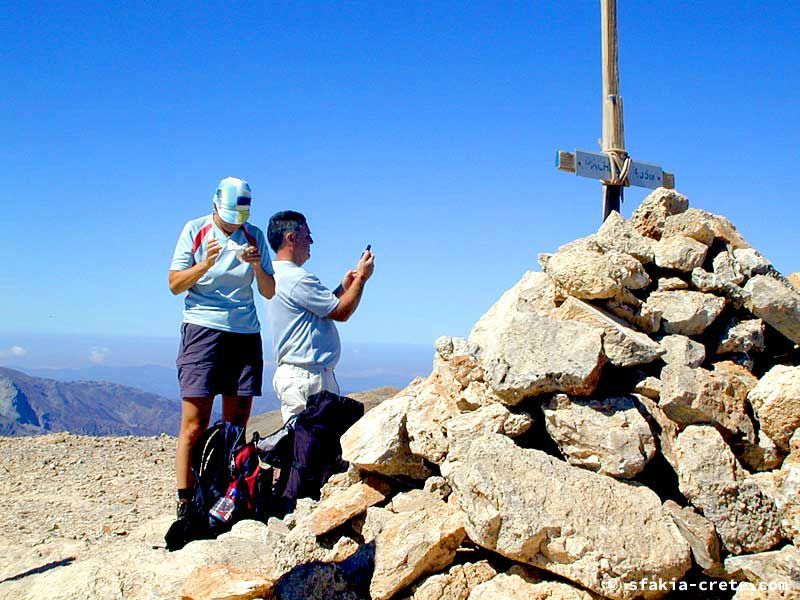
xmin=0 ymin=345 xmax=28 ymax=359
xmin=88 ymin=347 xmax=111 ymax=365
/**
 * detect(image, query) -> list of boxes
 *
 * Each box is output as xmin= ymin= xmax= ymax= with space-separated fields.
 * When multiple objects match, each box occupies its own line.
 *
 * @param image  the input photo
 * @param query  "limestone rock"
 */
xmin=691 ymin=267 xmax=751 ymax=307
xmin=479 ymin=310 xmax=605 ymax=404
xmin=446 ymin=403 xmax=532 ymax=444
xmin=553 ymin=297 xmax=664 ymax=367
xmin=654 ymin=235 xmax=709 ymax=271
xmin=407 ymin=368 xmax=463 ymax=465
xmin=672 ymin=425 xmax=783 ymax=554
xmin=306 ymin=477 xmax=391 ymax=537
xmin=441 ymin=433 xmax=691 ymax=599
xmin=544 ymin=247 xmax=650 ymax=300
xmin=713 ymin=251 xmax=746 ymax=285
xmin=322 ymin=537 xmax=360 ymax=563
xmin=633 ymin=375 xmax=662 ymax=400
xmin=659 ymin=334 xmax=706 ymax=368
xmin=605 ymin=295 xmax=662 ymax=333
xmin=734 ymin=248 xmax=772 ymax=278
xmin=645 ymin=290 xmax=726 ymax=336
xmin=181 ymin=564 xmax=277 ymax=600
xmin=468 ymin=569 xmax=599 ymax=600
xmin=369 ymin=492 xmax=466 ymax=600
xmin=411 ymin=560 xmax=497 ymax=600
xmin=661 ymin=208 xmax=749 ymax=249
xmin=594 ymin=210 xmax=656 ymax=263
xmin=744 ymin=275 xmax=800 ymax=344
xmin=630 ymin=187 xmax=689 ymax=240
xmin=739 ymin=429 xmax=785 ymax=473
xmin=636 ymin=394 xmax=680 ymax=466
xmin=657 ymin=277 xmax=689 ymax=291
xmin=340 ymin=381 xmax=430 ymax=479
xmin=789 ymin=272 xmax=800 ymax=290
xmin=662 ymin=209 xmax=716 ymax=245
xmin=725 ymin=545 xmax=800 ymax=593
xmin=659 ymin=364 xmax=755 ymax=440
xmin=470 ymin=271 xmax=556 ymax=351
xmin=717 ymin=318 xmax=765 ymax=355
xmin=748 ymin=365 xmax=800 ymax=452
xmin=663 ymin=500 xmax=723 ymax=577
xmin=542 ymin=394 xmax=656 ymax=479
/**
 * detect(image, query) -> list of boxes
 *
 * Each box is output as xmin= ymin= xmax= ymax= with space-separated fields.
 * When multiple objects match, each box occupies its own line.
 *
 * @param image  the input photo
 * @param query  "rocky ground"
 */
xmin=0 ymin=432 xmax=175 ymax=585
xmin=0 ymin=387 xmax=400 ymax=593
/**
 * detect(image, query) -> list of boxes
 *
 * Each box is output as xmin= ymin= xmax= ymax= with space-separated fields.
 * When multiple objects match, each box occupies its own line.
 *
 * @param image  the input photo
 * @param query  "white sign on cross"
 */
xmin=555 ymin=0 xmax=675 ymax=220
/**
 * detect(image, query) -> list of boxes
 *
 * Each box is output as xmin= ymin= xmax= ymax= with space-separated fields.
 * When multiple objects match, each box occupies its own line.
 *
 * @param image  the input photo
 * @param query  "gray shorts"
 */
xmin=176 ymin=323 xmax=263 ymax=398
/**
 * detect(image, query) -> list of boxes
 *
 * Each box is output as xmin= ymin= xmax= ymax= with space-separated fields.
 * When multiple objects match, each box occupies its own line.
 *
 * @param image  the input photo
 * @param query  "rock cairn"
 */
xmin=4 ymin=188 xmax=798 ymax=599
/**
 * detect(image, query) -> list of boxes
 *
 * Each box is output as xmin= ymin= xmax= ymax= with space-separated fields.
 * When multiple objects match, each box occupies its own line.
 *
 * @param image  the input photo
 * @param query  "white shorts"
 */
xmin=272 ymin=364 xmax=339 ymax=423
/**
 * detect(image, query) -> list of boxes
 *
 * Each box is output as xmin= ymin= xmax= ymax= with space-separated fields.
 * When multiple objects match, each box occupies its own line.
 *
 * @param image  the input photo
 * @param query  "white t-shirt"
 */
xmin=267 ymin=260 xmax=341 ymax=370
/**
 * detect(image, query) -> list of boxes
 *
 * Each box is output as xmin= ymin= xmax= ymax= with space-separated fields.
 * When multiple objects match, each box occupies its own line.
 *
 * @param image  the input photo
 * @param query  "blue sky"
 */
xmin=2 ymin=1 xmax=799 ymax=368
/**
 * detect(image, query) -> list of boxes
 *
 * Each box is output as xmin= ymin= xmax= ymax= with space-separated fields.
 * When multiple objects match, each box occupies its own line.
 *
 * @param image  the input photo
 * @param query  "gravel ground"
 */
xmin=0 ymin=432 xmax=175 ymax=584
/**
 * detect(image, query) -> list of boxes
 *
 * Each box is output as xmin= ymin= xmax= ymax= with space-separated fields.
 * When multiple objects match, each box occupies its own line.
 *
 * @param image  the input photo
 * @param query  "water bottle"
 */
xmin=209 ymin=487 xmax=239 ymax=523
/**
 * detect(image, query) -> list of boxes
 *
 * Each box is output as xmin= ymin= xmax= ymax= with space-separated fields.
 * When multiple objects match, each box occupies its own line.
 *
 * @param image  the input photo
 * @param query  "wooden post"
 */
xmin=601 ymin=0 xmax=625 ymax=220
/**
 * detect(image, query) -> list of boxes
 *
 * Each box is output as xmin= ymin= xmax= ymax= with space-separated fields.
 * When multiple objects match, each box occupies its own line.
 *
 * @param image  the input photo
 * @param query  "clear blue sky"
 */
xmin=2 ymin=1 xmax=799 ymax=362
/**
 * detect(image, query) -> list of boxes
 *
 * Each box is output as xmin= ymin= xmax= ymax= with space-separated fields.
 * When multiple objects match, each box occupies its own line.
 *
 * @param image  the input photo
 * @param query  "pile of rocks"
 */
xmin=3 ymin=188 xmax=797 ymax=599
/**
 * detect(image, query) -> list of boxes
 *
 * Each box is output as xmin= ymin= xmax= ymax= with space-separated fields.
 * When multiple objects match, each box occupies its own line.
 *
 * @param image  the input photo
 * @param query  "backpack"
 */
xmin=165 ymin=420 xmax=274 ymax=550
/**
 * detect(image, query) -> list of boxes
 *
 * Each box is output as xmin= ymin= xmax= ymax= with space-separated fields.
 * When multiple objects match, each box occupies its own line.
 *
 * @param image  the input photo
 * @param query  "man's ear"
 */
xmin=284 ymin=231 xmax=296 ymax=247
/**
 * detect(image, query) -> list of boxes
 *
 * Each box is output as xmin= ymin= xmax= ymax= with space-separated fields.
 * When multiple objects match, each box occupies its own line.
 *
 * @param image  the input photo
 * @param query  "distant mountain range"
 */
xmin=0 ymin=344 xmax=429 ymax=436
xmin=0 ymin=367 xmax=180 ymax=436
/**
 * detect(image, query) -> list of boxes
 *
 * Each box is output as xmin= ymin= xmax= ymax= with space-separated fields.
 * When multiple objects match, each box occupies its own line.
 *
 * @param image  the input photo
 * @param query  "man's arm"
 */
xmin=327 ymin=275 xmax=366 ymax=321
xmin=327 ymin=251 xmax=374 ymax=322
xmin=168 ymin=238 xmax=221 ymax=295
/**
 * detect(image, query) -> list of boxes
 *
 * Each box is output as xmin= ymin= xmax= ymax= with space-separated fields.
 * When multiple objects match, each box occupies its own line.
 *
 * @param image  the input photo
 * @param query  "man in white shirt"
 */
xmin=266 ymin=210 xmax=374 ymax=422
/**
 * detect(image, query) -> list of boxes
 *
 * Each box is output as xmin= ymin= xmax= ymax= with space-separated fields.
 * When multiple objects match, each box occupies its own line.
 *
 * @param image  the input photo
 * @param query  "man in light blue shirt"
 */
xmin=267 ymin=210 xmax=375 ymax=422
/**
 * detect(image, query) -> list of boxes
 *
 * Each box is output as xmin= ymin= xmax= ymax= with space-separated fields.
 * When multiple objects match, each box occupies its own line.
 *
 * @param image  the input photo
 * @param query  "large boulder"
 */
xmin=630 ymin=187 xmax=689 ymax=240
xmin=645 ymin=290 xmax=726 ymax=336
xmin=470 ymin=271 xmax=556 ymax=351
xmin=340 ymin=381 xmax=430 ymax=479
xmin=441 ymin=433 xmax=691 ymax=599
xmin=662 ymin=208 xmax=749 ymax=249
xmin=306 ymin=477 xmax=391 ymax=537
xmin=744 ymin=275 xmax=800 ymax=344
xmin=544 ymin=247 xmax=650 ymax=300
xmin=659 ymin=334 xmax=706 ymax=368
xmin=663 ymin=500 xmax=723 ymax=578
xmin=553 ymin=297 xmax=664 ymax=367
xmin=410 ymin=560 xmax=497 ymax=600
xmin=724 ymin=545 xmax=800 ymax=594
xmin=407 ymin=366 xmax=463 ymax=465
xmin=468 ymin=567 xmax=600 ymax=600
xmin=748 ymin=365 xmax=800 ymax=453
xmin=365 ymin=491 xmax=466 ymax=600
xmin=542 ymin=394 xmax=656 ymax=479
xmin=654 ymin=235 xmax=709 ymax=271
xmin=594 ymin=210 xmax=656 ymax=263
xmin=672 ymin=425 xmax=783 ymax=554
xmin=717 ymin=318 xmax=765 ymax=355
xmin=478 ymin=310 xmax=605 ymax=404
xmin=659 ymin=364 xmax=755 ymax=440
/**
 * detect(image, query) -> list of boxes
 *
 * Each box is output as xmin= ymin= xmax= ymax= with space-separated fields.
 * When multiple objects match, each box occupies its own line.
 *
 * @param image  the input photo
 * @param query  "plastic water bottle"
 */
xmin=209 ymin=487 xmax=239 ymax=523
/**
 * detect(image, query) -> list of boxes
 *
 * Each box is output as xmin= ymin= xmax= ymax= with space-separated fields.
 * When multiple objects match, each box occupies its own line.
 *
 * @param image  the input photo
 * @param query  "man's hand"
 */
xmin=201 ymin=238 xmax=222 ymax=272
xmin=357 ymin=250 xmax=375 ymax=282
xmin=341 ymin=269 xmax=358 ymax=291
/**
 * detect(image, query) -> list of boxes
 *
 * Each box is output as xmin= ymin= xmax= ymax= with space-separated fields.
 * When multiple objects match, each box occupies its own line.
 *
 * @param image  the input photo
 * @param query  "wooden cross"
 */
xmin=555 ymin=0 xmax=675 ymax=221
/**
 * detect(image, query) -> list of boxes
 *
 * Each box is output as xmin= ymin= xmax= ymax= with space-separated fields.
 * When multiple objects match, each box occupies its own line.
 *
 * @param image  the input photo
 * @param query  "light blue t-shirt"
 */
xmin=170 ymin=215 xmax=274 ymax=334
xmin=268 ymin=260 xmax=341 ymax=370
